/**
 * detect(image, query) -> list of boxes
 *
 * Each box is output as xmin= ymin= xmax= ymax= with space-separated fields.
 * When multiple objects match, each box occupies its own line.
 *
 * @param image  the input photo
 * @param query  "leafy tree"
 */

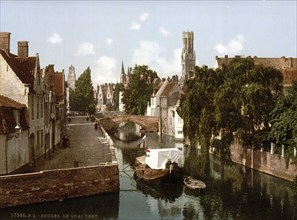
xmin=179 ymin=58 xmax=283 ymax=151
xmin=122 ymin=65 xmax=158 ymax=115
xmin=269 ymin=81 xmax=297 ymax=164
xmin=69 ymin=67 xmax=96 ymax=114
xmin=178 ymin=66 xmax=222 ymax=149
xmin=213 ymin=57 xmax=283 ymax=146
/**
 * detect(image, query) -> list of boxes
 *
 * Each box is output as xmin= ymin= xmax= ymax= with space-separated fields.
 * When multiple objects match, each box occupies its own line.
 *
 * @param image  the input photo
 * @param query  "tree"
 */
xmin=179 ymin=58 xmax=283 ymax=151
xmin=69 ymin=67 xmax=96 ymax=114
xmin=178 ymin=66 xmax=222 ymax=149
xmin=122 ymin=65 xmax=158 ymax=115
xmin=213 ymin=57 xmax=283 ymax=146
xmin=269 ymin=81 xmax=297 ymax=164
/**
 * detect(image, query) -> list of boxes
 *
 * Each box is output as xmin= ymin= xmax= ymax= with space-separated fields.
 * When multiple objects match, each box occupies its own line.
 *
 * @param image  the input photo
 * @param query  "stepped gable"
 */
xmin=0 ymin=49 xmax=36 ymax=86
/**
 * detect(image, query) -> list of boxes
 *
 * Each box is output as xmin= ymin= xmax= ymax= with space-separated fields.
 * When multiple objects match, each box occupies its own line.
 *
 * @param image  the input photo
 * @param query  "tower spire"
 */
xmin=121 ymin=61 xmax=125 ymax=75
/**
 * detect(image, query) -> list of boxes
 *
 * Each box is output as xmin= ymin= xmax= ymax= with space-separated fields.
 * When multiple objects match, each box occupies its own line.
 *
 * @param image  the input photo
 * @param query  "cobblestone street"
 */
xmin=32 ymin=116 xmax=112 ymax=171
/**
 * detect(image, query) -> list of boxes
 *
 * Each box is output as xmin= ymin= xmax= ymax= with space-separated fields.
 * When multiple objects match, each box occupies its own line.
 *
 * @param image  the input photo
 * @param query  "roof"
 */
xmin=0 ymin=49 xmax=37 ymax=86
xmin=160 ymin=82 xmax=177 ymax=96
xmin=54 ymin=71 xmax=65 ymax=102
xmin=0 ymin=95 xmax=28 ymax=134
xmin=216 ymin=56 xmax=297 ymax=85
xmin=0 ymin=95 xmax=26 ymax=109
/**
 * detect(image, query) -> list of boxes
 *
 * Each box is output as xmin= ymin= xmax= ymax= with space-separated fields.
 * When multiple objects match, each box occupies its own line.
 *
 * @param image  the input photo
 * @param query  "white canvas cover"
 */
xmin=145 ymin=148 xmax=182 ymax=169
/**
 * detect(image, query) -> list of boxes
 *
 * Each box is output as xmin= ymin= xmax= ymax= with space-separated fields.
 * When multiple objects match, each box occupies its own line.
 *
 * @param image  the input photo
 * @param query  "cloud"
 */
xmin=106 ymin=38 xmax=113 ymax=45
xmin=140 ymin=12 xmax=149 ymax=21
xmin=130 ymin=22 xmax=141 ymax=31
xmin=93 ymin=56 xmax=117 ymax=84
xmin=47 ymin=33 xmax=62 ymax=44
xmin=132 ymin=41 xmax=181 ymax=76
xmin=130 ymin=12 xmax=149 ymax=31
xmin=76 ymin=42 xmax=95 ymax=56
xmin=214 ymin=35 xmax=246 ymax=54
xmin=159 ymin=26 xmax=170 ymax=36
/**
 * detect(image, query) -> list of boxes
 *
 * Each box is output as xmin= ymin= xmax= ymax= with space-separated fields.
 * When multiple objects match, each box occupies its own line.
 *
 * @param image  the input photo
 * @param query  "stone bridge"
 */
xmin=99 ymin=115 xmax=159 ymax=132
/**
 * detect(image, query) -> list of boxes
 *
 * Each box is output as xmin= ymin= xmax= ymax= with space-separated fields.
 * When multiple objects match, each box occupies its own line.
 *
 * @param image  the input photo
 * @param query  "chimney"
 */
xmin=0 ymin=32 xmax=11 ymax=52
xmin=18 ymin=41 xmax=29 ymax=57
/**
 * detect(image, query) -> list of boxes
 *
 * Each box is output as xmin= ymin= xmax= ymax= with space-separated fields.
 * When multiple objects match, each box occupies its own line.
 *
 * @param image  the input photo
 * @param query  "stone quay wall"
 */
xmin=0 ymin=164 xmax=119 ymax=208
xmin=230 ymin=139 xmax=297 ymax=182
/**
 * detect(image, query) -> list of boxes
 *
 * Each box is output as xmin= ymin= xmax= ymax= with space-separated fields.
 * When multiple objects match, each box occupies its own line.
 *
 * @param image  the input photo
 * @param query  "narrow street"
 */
xmin=32 ymin=116 xmax=112 ymax=171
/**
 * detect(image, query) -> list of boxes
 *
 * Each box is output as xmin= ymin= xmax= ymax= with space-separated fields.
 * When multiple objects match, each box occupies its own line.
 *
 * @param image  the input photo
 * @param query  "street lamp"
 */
xmin=14 ymin=124 xmax=22 ymax=137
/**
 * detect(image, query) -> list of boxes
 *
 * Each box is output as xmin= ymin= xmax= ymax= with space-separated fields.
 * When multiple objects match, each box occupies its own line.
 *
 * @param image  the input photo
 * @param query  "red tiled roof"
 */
xmin=54 ymin=71 xmax=64 ymax=102
xmin=0 ymin=49 xmax=36 ymax=85
xmin=0 ymin=95 xmax=26 ymax=109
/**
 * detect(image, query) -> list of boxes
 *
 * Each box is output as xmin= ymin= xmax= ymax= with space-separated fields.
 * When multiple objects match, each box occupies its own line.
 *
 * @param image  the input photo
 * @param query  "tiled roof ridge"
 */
xmin=0 ymin=95 xmax=26 ymax=109
xmin=0 ymin=49 xmax=36 ymax=85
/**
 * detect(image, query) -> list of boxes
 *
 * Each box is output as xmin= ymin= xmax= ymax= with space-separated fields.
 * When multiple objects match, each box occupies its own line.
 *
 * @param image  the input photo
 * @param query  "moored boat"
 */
xmin=134 ymin=148 xmax=183 ymax=184
xmin=184 ymin=176 xmax=206 ymax=190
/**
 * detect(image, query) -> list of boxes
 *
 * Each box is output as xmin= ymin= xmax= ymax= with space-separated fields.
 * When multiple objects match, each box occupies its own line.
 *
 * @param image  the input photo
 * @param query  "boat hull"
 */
xmin=134 ymin=156 xmax=182 ymax=184
xmin=184 ymin=177 xmax=206 ymax=190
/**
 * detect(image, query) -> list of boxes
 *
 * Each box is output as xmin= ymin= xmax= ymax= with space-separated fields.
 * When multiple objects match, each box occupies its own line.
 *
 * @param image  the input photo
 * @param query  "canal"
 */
xmin=1 ymin=122 xmax=296 ymax=219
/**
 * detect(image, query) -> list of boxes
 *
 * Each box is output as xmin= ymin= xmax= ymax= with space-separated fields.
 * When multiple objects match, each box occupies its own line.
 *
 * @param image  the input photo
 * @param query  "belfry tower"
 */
xmin=68 ymin=64 xmax=76 ymax=90
xmin=181 ymin=31 xmax=196 ymax=82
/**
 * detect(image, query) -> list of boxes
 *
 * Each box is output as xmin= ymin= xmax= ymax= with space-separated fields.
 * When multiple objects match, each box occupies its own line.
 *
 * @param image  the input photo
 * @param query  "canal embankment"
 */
xmin=0 ymin=116 xmax=119 ymax=208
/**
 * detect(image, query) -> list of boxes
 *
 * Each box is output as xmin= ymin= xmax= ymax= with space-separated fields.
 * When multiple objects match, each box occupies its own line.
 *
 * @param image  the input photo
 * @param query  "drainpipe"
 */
xmin=5 ymin=135 xmax=8 ymax=174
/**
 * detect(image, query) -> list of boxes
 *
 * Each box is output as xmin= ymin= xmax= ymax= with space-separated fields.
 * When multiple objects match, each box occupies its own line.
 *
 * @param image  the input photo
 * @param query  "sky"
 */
xmin=1 ymin=0 xmax=296 ymax=85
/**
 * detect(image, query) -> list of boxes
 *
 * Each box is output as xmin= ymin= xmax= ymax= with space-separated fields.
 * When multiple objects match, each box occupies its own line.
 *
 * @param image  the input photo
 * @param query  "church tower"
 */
xmin=120 ymin=61 xmax=126 ymax=84
xmin=181 ymin=31 xmax=196 ymax=82
xmin=68 ymin=64 xmax=76 ymax=90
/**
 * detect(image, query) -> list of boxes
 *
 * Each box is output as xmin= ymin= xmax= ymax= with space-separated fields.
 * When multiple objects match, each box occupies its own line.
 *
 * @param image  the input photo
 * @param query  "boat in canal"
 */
xmin=134 ymin=148 xmax=183 ymax=184
xmin=184 ymin=176 xmax=206 ymax=190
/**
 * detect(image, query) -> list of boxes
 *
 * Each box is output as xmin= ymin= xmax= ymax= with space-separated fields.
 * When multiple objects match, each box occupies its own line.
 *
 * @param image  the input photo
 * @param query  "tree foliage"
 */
xmin=178 ymin=66 xmax=222 ymax=149
xmin=269 ymin=81 xmax=297 ymax=164
xmin=69 ymin=67 xmax=96 ymax=114
xmin=122 ymin=65 xmax=158 ymax=115
xmin=179 ymin=57 xmax=283 ymax=151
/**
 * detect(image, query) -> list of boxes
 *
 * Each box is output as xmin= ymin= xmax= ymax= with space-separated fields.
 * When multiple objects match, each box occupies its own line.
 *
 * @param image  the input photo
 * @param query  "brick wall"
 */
xmin=0 ymin=164 xmax=119 ymax=208
xmin=230 ymin=139 xmax=297 ymax=181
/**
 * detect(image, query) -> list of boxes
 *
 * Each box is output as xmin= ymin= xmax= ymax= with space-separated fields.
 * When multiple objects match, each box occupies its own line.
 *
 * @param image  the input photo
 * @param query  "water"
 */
xmin=1 ymin=124 xmax=296 ymax=220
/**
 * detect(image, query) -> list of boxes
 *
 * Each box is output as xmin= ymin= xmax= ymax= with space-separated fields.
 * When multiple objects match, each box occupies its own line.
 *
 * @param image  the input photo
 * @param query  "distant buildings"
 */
xmin=215 ymin=55 xmax=297 ymax=88
xmin=0 ymin=32 xmax=67 ymax=174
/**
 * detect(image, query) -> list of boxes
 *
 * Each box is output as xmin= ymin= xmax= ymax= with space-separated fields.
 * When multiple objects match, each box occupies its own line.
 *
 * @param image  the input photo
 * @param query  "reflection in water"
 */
xmin=1 ymin=122 xmax=296 ymax=220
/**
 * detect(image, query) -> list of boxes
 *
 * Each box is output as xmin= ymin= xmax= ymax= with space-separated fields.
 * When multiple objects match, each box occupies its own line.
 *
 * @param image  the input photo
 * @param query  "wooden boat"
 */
xmin=184 ymin=176 xmax=206 ymax=190
xmin=134 ymin=148 xmax=183 ymax=184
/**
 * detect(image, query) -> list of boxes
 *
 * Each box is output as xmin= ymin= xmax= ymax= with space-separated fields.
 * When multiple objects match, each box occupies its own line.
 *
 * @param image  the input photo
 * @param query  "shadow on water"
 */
xmin=1 ymin=122 xmax=296 ymax=219
xmin=0 ymin=193 xmax=119 ymax=219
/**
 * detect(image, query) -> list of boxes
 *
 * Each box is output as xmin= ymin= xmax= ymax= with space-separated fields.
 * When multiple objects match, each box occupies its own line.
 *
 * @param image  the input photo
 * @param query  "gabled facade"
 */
xmin=0 ymin=32 xmax=66 ymax=171
xmin=43 ymin=65 xmax=66 ymax=155
xmin=146 ymin=78 xmax=184 ymax=140
xmin=96 ymin=83 xmax=115 ymax=111
xmin=0 ymin=95 xmax=29 ymax=174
